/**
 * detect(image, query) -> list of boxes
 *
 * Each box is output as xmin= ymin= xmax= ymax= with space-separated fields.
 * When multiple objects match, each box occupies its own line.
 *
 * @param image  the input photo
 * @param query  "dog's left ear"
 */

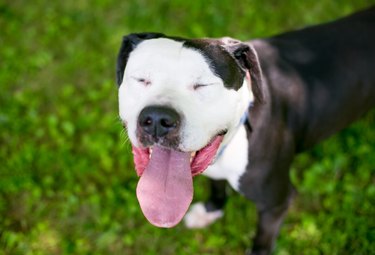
xmin=223 ymin=38 xmax=264 ymax=103
xmin=116 ymin=32 xmax=165 ymax=86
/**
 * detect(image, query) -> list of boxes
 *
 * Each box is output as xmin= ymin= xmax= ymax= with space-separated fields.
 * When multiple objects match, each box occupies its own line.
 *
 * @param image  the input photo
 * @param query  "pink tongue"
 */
xmin=136 ymin=146 xmax=193 ymax=228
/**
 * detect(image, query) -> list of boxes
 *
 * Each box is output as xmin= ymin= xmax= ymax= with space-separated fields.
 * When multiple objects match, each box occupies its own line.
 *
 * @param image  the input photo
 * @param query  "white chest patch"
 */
xmin=202 ymin=124 xmax=249 ymax=191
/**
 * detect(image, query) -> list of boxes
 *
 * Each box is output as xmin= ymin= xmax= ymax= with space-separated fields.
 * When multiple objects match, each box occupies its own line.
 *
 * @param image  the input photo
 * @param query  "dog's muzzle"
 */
xmin=131 ymin=105 xmax=225 ymax=228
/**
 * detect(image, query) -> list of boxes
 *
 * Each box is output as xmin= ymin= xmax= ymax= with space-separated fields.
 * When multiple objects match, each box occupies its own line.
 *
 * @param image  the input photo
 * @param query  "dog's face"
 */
xmin=116 ymin=33 xmax=263 ymax=228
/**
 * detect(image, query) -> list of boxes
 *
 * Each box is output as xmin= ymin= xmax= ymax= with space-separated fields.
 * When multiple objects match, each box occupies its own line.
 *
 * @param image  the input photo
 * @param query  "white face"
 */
xmin=118 ymin=38 xmax=253 ymax=152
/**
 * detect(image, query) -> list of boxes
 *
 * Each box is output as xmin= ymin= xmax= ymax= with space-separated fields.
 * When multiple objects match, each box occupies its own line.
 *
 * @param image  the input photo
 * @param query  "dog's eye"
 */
xmin=193 ymin=83 xmax=214 ymax=90
xmin=132 ymin=77 xmax=151 ymax=86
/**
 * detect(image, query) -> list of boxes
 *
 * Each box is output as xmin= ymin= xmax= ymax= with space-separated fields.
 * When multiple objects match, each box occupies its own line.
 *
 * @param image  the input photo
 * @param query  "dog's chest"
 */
xmin=202 ymin=125 xmax=249 ymax=191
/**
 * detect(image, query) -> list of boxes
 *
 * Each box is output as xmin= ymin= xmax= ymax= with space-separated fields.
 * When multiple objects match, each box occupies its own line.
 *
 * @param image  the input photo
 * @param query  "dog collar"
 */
xmin=216 ymin=102 xmax=252 ymax=159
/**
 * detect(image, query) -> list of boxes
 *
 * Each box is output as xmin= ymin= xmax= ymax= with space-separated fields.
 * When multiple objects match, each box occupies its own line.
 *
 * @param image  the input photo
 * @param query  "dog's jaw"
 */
xmin=133 ymin=135 xmax=224 ymax=227
xmin=132 ymin=135 xmax=224 ymax=177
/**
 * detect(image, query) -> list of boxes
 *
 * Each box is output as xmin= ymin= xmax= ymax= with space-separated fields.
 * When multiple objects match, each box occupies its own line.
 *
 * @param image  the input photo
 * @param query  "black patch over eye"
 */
xmin=184 ymin=39 xmax=245 ymax=91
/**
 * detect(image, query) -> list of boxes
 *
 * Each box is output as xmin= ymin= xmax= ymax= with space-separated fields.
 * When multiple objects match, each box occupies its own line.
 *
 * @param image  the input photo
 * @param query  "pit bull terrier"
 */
xmin=116 ymin=6 xmax=375 ymax=254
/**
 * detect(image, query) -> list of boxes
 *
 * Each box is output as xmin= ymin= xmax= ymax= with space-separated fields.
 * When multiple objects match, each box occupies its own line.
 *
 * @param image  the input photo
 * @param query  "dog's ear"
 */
xmin=116 ymin=32 xmax=165 ymax=86
xmin=222 ymin=38 xmax=264 ymax=103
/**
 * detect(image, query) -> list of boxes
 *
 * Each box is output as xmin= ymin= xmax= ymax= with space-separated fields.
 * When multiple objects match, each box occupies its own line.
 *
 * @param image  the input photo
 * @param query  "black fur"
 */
xmin=116 ymin=7 xmax=375 ymax=254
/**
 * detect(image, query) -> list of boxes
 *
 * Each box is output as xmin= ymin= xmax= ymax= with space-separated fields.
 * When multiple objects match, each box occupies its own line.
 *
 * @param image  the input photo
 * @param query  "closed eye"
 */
xmin=132 ymin=77 xmax=151 ymax=86
xmin=193 ymin=83 xmax=216 ymax=90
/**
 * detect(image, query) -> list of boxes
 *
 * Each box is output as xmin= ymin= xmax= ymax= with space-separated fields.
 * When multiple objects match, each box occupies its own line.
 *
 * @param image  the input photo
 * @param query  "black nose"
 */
xmin=138 ymin=106 xmax=180 ymax=138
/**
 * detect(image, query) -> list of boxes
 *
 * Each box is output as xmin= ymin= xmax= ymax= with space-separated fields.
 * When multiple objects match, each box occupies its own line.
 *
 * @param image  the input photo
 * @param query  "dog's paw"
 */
xmin=184 ymin=202 xmax=223 ymax=228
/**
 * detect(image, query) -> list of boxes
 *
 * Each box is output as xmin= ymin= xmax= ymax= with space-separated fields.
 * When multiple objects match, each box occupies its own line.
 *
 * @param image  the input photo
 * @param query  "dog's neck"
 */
xmin=216 ymin=101 xmax=253 ymax=160
xmin=215 ymin=71 xmax=254 ymax=160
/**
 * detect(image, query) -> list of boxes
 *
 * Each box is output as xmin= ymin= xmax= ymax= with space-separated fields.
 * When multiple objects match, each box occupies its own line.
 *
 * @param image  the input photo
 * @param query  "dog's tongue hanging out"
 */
xmin=136 ymin=146 xmax=193 ymax=228
xmin=132 ymin=136 xmax=223 ymax=228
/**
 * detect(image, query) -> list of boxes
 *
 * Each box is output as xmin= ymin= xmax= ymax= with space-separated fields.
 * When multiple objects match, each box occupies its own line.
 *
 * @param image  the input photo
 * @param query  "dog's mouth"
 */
xmin=131 ymin=134 xmax=224 ymax=228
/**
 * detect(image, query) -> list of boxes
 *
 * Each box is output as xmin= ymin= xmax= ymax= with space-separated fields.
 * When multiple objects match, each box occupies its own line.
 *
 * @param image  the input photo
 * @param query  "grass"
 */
xmin=1 ymin=0 xmax=374 ymax=254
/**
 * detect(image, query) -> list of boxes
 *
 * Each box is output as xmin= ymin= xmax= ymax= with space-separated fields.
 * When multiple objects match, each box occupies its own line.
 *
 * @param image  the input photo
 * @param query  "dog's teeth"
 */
xmin=190 ymin=152 xmax=196 ymax=163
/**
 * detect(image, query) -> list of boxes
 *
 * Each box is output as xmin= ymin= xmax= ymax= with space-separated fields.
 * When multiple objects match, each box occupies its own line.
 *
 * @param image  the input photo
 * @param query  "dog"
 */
xmin=116 ymin=7 xmax=375 ymax=254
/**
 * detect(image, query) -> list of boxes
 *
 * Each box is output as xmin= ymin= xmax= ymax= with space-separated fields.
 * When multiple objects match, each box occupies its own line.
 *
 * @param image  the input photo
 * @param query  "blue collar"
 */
xmin=216 ymin=103 xmax=252 ymax=159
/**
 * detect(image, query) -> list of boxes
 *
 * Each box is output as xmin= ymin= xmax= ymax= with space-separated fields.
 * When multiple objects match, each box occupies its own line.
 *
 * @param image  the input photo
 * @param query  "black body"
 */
xmin=116 ymin=6 xmax=375 ymax=255
xmin=207 ymin=7 xmax=375 ymax=254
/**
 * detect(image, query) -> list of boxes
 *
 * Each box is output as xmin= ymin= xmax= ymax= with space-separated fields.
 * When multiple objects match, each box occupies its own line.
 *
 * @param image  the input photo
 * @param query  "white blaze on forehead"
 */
xmin=118 ymin=38 xmax=253 ymax=152
xmin=124 ymin=38 xmax=220 ymax=85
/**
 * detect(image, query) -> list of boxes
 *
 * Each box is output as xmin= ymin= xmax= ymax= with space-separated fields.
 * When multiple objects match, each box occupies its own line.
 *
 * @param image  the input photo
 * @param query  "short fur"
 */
xmin=116 ymin=7 xmax=375 ymax=255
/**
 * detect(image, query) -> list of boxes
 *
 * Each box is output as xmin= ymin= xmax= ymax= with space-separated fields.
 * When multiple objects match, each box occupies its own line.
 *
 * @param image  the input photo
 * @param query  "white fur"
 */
xmin=118 ymin=38 xmax=253 ymax=152
xmin=203 ymin=124 xmax=249 ymax=191
xmin=184 ymin=202 xmax=223 ymax=228
xmin=183 ymin=127 xmax=249 ymax=228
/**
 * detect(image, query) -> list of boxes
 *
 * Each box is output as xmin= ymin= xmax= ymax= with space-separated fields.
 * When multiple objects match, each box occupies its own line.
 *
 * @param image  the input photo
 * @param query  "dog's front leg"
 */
xmin=184 ymin=179 xmax=227 ymax=228
xmin=248 ymin=200 xmax=292 ymax=255
xmin=245 ymin=178 xmax=296 ymax=255
xmin=205 ymin=179 xmax=228 ymax=212
xmin=240 ymin=138 xmax=296 ymax=254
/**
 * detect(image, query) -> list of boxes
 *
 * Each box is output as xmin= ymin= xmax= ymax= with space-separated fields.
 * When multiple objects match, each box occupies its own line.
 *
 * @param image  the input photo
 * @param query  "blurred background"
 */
xmin=0 ymin=0 xmax=374 ymax=254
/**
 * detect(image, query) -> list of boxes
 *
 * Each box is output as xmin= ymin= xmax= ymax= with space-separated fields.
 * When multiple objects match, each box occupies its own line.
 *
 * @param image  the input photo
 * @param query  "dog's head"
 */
xmin=116 ymin=33 xmax=263 ymax=228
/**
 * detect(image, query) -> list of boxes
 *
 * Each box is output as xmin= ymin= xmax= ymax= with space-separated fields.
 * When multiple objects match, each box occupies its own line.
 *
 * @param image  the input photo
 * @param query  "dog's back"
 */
xmin=252 ymin=6 xmax=375 ymax=151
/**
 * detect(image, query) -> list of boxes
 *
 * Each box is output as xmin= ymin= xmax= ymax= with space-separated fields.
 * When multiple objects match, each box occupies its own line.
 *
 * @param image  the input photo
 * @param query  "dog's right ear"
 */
xmin=116 ymin=32 xmax=165 ymax=86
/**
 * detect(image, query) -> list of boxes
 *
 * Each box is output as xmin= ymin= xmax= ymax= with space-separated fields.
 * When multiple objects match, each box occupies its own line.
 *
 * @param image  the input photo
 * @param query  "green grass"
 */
xmin=1 ymin=0 xmax=374 ymax=254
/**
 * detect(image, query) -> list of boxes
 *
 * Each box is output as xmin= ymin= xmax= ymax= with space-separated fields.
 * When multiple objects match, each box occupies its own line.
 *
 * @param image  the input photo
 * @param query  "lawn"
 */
xmin=0 ymin=0 xmax=374 ymax=254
